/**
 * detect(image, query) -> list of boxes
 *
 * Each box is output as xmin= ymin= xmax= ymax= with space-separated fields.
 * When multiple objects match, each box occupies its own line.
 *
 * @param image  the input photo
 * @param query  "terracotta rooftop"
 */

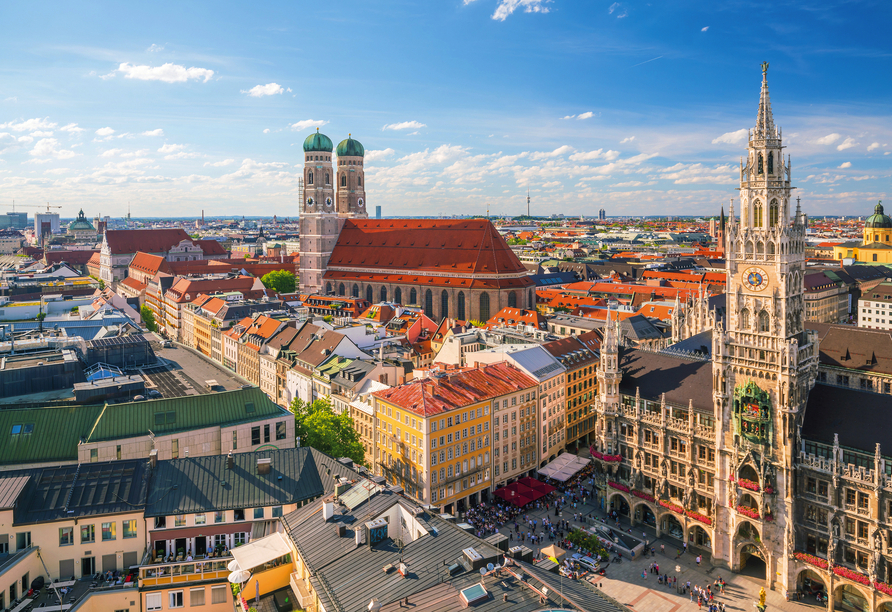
xmin=129 ymin=252 xmax=173 ymax=276
xmin=372 ymin=361 xmax=537 ymax=417
xmin=44 ymin=250 xmax=99 ymax=266
xmin=104 ymin=229 xmax=193 ymax=255
xmin=487 ymin=307 xmax=548 ymax=330
xmin=806 ymin=321 xmax=892 ymax=375
xmin=165 ymin=276 xmax=262 ymax=303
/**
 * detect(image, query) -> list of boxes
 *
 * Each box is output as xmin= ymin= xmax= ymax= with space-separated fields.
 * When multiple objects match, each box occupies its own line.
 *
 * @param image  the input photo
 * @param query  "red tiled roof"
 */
xmin=119 ymin=276 xmax=147 ymax=292
xmin=104 ymin=229 xmax=193 ymax=255
xmin=324 ymin=270 xmax=532 ymax=290
xmin=486 ymin=307 xmax=548 ymax=330
xmin=373 ymin=362 xmax=537 ymax=417
xmin=165 ymin=276 xmax=262 ymax=303
xmin=326 ymin=219 xmax=529 ymax=276
xmin=194 ymin=239 xmax=228 ymax=256
xmin=87 ymin=252 xmax=101 ymax=267
xmin=44 ymin=250 xmax=99 ymax=265
xmin=130 ymin=252 xmax=173 ymax=276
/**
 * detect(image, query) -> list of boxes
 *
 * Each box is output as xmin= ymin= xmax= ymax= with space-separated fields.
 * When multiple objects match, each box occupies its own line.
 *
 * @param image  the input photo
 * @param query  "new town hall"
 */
xmin=594 ymin=64 xmax=892 ymax=610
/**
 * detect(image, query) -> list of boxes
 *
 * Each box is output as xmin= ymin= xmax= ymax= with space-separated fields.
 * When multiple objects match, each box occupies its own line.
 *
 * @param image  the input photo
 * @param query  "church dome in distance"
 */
xmin=336 ymin=135 xmax=364 ymax=158
xmin=303 ymin=129 xmax=333 ymax=153
xmin=866 ymin=201 xmax=892 ymax=229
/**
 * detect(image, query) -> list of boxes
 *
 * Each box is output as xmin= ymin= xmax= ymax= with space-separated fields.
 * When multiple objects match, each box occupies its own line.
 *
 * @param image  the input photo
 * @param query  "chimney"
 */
xmin=256 ymin=457 xmax=272 ymax=475
xmin=322 ymin=499 xmax=335 ymax=521
xmin=226 ymin=450 xmax=235 ymax=470
xmin=149 ymin=448 xmax=158 ymax=469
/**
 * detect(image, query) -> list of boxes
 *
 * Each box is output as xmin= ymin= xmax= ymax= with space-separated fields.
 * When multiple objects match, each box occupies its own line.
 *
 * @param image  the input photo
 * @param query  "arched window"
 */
xmin=756 ymin=241 xmax=764 ymax=254
xmin=508 ymin=291 xmax=517 ymax=308
xmin=307 ymin=171 xmax=314 ymax=185
xmin=380 ymin=286 xmax=387 ymax=303
xmin=424 ymin=289 xmax=433 ymax=318
xmin=338 ymin=283 xmax=345 ymax=295
xmin=366 ymin=286 xmax=373 ymax=303
xmin=358 ymin=176 xmax=362 ymax=187
xmin=529 ymin=289 xmax=534 ymax=309
xmin=740 ymin=309 xmax=750 ymax=329
xmin=457 ymin=291 xmax=466 ymax=320
xmin=394 ymin=287 xmax=402 ymax=305
xmin=480 ymin=292 xmax=490 ymax=321
xmin=352 ymin=284 xmax=359 ymax=298
xmin=341 ymin=174 xmax=346 ymax=187
xmin=769 ymin=199 xmax=779 ymax=227
xmin=767 ymin=241 xmax=775 ymax=255
xmin=325 ymin=283 xmax=332 ymax=294
xmin=757 ymin=154 xmax=764 ymax=174
xmin=767 ymin=152 xmax=774 ymax=174
xmin=441 ymin=290 xmax=449 ymax=319
xmin=325 ymin=173 xmax=330 ymax=185
xmin=754 ymin=202 xmax=763 ymax=227
xmin=410 ymin=288 xmax=417 ymax=305
xmin=758 ymin=310 xmax=770 ymax=333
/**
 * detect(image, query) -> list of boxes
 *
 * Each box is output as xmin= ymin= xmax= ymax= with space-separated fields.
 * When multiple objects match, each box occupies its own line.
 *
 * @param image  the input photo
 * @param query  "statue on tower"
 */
xmin=761 ymin=61 xmax=769 ymax=75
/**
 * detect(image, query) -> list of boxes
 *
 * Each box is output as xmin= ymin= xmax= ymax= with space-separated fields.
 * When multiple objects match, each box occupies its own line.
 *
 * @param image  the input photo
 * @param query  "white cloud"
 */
xmin=29 ymin=130 xmax=53 ymax=137
xmin=95 ymin=127 xmax=115 ymax=137
xmin=660 ymin=162 xmax=735 ymax=185
xmin=382 ymin=120 xmax=427 ymax=131
xmin=59 ymin=123 xmax=85 ymax=134
xmin=701 ymin=26 xmax=709 ymax=32
xmin=837 ymin=137 xmax=857 ymax=151
xmin=263 ymin=129 xmax=270 ymax=134
xmin=620 ymin=136 xmax=635 ymax=144
xmin=120 ymin=149 xmax=149 ymax=158
xmin=241 ymin=83 xmax=285 ymax=97
xmin=560 ymin=115 xmax=576 ymax=120
xmin=117 ymin=62 xmax=214 ymax=83
xmin=491 ymin=0 xmax=551 ymax=21
xmin=164 ymin=151 xmax=200 ymax=160
xmin=158 ymin=143 xmax=185 ymax=154
xmin=147 ymin=44 xmax=164 ymax=52
xmin=838 ymin=162 xmax=852 ymax=169
xmin=867 ymin=142 xmax=880 ymax=152
xmin=712 ymin=129 xmax=748 ymax=145
xmin=203 ymin=159 xmax=235 ymax=167
xmin=290 ymin=119 xmax=328 ymax=132
xmin=608 ymin=2 xmax=627 ymax=17
xmin=365 ymin=148 xmax=395 ymax=162
xmin=141 ymin=129 xmax=164 ymax=137
xmin=0 ymin=118 xmax=57 ymax=132
xmin=569 ymin=149 xmax=620 ymax=162
xmin=813 ymin=133 xmax=841 ymax=145
xmin=529 ymin=145 xmax=573 ymax=161
xmin=29 ymin=138 xmax=76 ymax=160
xmin=17 ymin=136 xmax=33 ymax=144
xmin=576 ymin=112 xmax=594 ymax=120
xmin=100 ymin=148 xmax=123 ymax=158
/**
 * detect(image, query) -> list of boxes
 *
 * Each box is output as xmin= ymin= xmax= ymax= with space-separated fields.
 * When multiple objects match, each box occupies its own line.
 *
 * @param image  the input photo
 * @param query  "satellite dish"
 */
xmin=486 ymin=563 xmax=494 ymax=572
xmin=480 ymin=568 xmax=487 ymax=575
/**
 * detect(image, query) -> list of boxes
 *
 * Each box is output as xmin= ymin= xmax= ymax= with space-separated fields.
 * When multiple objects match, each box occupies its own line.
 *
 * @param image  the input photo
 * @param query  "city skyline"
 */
xmin=0 ymin=0 xmax=889 ymax=219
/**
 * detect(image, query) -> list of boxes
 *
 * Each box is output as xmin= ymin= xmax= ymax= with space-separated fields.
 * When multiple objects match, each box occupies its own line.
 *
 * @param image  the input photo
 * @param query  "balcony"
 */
xmin=290 ymin=572 xmax=315 ymax=609
xmin=138 ymin=558 xmax=231 ymax=587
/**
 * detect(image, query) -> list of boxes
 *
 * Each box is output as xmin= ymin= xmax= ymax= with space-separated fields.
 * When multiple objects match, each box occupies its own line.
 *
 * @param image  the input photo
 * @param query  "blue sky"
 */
xmin=0 ymin=0 xmax=889 ymax=219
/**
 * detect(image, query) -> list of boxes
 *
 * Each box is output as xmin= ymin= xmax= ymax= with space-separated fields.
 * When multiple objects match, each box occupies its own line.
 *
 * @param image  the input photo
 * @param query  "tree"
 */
xmin=289 ymin=397 xmax=366 ymax=466
xmin=260 ymin=270 xmax=296 ymax=294
xmin=141 ymin=305 xmax=157 ymax=332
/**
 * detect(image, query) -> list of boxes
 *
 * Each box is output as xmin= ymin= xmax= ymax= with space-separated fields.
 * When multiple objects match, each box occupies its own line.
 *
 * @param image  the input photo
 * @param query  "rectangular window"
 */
xmin=189 ymin=587 xmax=205 ymax=607
xmin=146 ymin=593 xmax=163 ymax=611
xmin=232 ymin=430 xmax=237 ymax=450
xmin=102 ymin=522 xmax=116 ymax=541
xmin=90 ymin=448 xmax=98 ymax=462
xmin=59 ymin=527 xmax=74 ymax=546
xmin=215 ymin=511 xmax=225 ymax=523
xmin=194 ymin=513 xmax=206 ymax=525
xmin=211 ymin=586 xmax=227 ymax=605
xmin=123 ymin=520 xmax=137 ymax=539
xmin=254 ymin=508 xmax=264 ymax=520
xmin=175 ymin=515 xmax=186 ymax=527
xmin=172 ymin=439 xmax=179 ymax=459
xmin=80 ymin=524 xmax=95 ymax=543
xmin=276 ymin=421 xmax=287 ymax=441
xmin=264 ymin=424 xmax=270 ymax=443
xmin=272 ymin=506 xmax=283 ymax=518
xmin=251 ymin=427 xmax=261 ymax=445
xmin=169 ymin=590 xmax=184 ymax=608
xmin=116 ymin=445 xmax=121 ymax=460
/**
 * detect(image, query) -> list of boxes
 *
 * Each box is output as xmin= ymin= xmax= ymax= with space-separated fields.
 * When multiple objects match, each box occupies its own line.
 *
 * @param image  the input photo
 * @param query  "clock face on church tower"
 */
xmin=742 ymin=266 xmax=770 ymax=292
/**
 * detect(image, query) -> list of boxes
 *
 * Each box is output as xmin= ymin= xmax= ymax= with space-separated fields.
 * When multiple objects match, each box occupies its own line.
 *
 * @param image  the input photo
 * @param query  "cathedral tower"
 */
xmin=299 ymin=129 xmax=338 ymax=294
xmin=712 ymin=63 xmax=818 ymax=592
xmin=336 ymin=135 xmax=368 ymax=219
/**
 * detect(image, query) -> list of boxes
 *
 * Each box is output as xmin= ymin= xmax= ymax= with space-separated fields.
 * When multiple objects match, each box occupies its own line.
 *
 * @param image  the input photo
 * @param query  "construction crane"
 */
xmin=9 ymin=201 xmax=63 ymax=213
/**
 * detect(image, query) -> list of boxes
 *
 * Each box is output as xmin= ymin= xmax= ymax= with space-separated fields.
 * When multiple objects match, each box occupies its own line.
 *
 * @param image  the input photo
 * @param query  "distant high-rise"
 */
xmin=34 ymin=212 xmax=60 ymax=243
xmin=598 ymin=208 xmax=606 ymax=221
xmin=527 ymin=190 xmax=530 ymax=217
xmin=375 ymin=206 xmax=382 ymax=219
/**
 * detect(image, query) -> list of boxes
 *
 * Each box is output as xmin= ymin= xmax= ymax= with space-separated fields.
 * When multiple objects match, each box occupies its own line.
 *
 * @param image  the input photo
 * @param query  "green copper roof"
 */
xmin=866 ymin=201 xmax=892 ymax=229
xmin=336 ymin=136 xmax=364 ymax=157
xmin=69 ymin=208 xmax=95 ymax=231
xmin=303 ymin=129 xmax=333 ymax=153
xmin=0 ymin=404 xmax=105 ymax=466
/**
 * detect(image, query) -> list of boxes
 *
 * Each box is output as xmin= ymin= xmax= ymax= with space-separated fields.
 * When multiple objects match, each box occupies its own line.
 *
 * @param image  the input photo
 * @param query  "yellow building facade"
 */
xmin=832 ymin=201 xmax=892 ymax=263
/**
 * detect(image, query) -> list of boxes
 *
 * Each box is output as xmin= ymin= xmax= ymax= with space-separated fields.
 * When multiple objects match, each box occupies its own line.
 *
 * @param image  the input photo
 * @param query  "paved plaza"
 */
xmin=489 ymin=495 xmax=827 ymax=612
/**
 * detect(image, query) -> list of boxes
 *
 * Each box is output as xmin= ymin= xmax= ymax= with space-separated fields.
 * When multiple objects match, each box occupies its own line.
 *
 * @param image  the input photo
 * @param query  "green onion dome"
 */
xmin=303 ymin=128 xmax=333 ymax=153
xmin=866 ymin=201 xmax=892 ymax=229
xmin=336 ymin=134 xmax=364 ymax=158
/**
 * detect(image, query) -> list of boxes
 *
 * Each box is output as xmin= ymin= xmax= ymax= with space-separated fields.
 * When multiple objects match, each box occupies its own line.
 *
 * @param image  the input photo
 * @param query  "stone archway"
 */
xmin=876 ymin=599 xmax=892 ymax=612
xmin=633 ymin=501 xmax=657 ymax=529
xmin=688 ymin=524 xmax=711 ymax=549
xmin=660 ymin=513 xmax=684 ymax=541
xmin=608 ymin=492 xmax=630 ymax=517
xmin=796 ymin=568 xmax=827 ymax=603
xmin=835 ymin=583 xmax=870 ymax=612
xmin=734 ymin=538 xmax=767 ymax=582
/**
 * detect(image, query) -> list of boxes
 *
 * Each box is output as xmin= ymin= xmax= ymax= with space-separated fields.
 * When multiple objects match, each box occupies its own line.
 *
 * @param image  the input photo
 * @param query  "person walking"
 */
xmin=696 ymin=554 xmax=701 ymax=567
xmin=661 ymin=543 xmax=665 ymax=554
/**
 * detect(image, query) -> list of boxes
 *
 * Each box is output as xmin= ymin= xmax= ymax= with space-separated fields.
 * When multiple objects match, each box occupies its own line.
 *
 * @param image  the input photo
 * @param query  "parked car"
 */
xmin=162 ymin=340 xmax=173 ymax=348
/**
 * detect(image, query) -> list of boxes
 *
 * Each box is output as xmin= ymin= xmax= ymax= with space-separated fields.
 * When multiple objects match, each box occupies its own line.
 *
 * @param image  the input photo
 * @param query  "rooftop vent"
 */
xmin=322 ymin=500 xmax=335 ymax=521
xmin=256 ymin=457 xmax=271 ymax=475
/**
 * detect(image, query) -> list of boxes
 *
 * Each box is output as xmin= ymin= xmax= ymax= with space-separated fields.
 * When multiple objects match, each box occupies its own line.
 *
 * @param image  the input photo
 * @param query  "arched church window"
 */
xmin=769 ymin=199 xmax=779 ymax=227
xmin=352 ymin=284 xmax=359 ymax=298
xmin=758 ymin=310 xmax=770 ymax=333
xmin=366 ymin=286 xmax=373 ymax=303
xmin=339 ymin=283 xmax=345 ymax=295
xmin=325 ymin=173 xmax=330 ymax=185
xmin=341 ymin=174 xmax=346 ymax=187
xmin=457 ymin=291 xmax=466 ymax=321
xmin=479 ymin=292 xmax=491 ymax=321
xmin=757 ymin=154 xmax=764 ymax=174
xmin=424 ymin=290 xmax=433 ymax=318
xmin=326 ymin=283 xmax=332 ymax=294
xmin=410 ymin=288 xmax=417 ymax=305
xmin=380 ymin=286 xmax=387 ymax=302
xmin=308 ymin=171 xmax=313 ymax=185
xmin=507 ymin=291 xmax=516 ymax=308
xmin=756 ymin=241 xmax=763 ymax=254
xmin=358 ymin=176 xmax=362 ymax=187
xmin=754 ymin=202 xmax=763 ymax=227
xmin=767 ymin=152 xmax=774 ymax=174
xmin=740 ymin=309 xmax=750 ymax=329
xmin=529 ymin=289 xmax=534 ymax=309
xmin=441 ymin=290 xmax=449 ymax=319
xmin=394 ymin=287 xmax=402 ymax=305
xmin=767 ymin=242 xmax=775 ymax=255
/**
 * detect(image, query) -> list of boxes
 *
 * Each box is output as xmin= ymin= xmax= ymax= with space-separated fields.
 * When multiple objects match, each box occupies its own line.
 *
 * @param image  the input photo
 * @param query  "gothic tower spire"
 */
xmin=753 ymin=61 xmax=776 ymax=140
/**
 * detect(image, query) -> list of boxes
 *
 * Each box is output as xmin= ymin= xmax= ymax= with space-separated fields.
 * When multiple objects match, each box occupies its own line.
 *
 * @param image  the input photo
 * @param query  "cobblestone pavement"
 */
xmin=488 ymin=496 xmax=825 ymax=612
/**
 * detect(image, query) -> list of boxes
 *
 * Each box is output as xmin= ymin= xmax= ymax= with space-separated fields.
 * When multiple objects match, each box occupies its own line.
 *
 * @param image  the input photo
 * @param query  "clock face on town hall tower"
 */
xmin=742 ymin=266 xmax=770 ymax=292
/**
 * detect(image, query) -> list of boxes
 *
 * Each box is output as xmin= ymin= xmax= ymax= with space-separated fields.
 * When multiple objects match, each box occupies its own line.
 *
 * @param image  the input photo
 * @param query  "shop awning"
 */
xmin=538 ymin=453 xmax=591 ymax=482
xmin=229 ymin=532 xmax=291 ymax=572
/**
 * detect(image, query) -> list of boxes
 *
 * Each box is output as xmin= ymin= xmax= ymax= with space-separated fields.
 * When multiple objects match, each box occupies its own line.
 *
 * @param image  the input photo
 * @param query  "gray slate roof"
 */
xmin=619 ymin=348 xmax=713 ymax=411
xmin=803 ymin=383 xmax=892 ymax=453
xmin=144 ymin=447 xmax=323 ymax=517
